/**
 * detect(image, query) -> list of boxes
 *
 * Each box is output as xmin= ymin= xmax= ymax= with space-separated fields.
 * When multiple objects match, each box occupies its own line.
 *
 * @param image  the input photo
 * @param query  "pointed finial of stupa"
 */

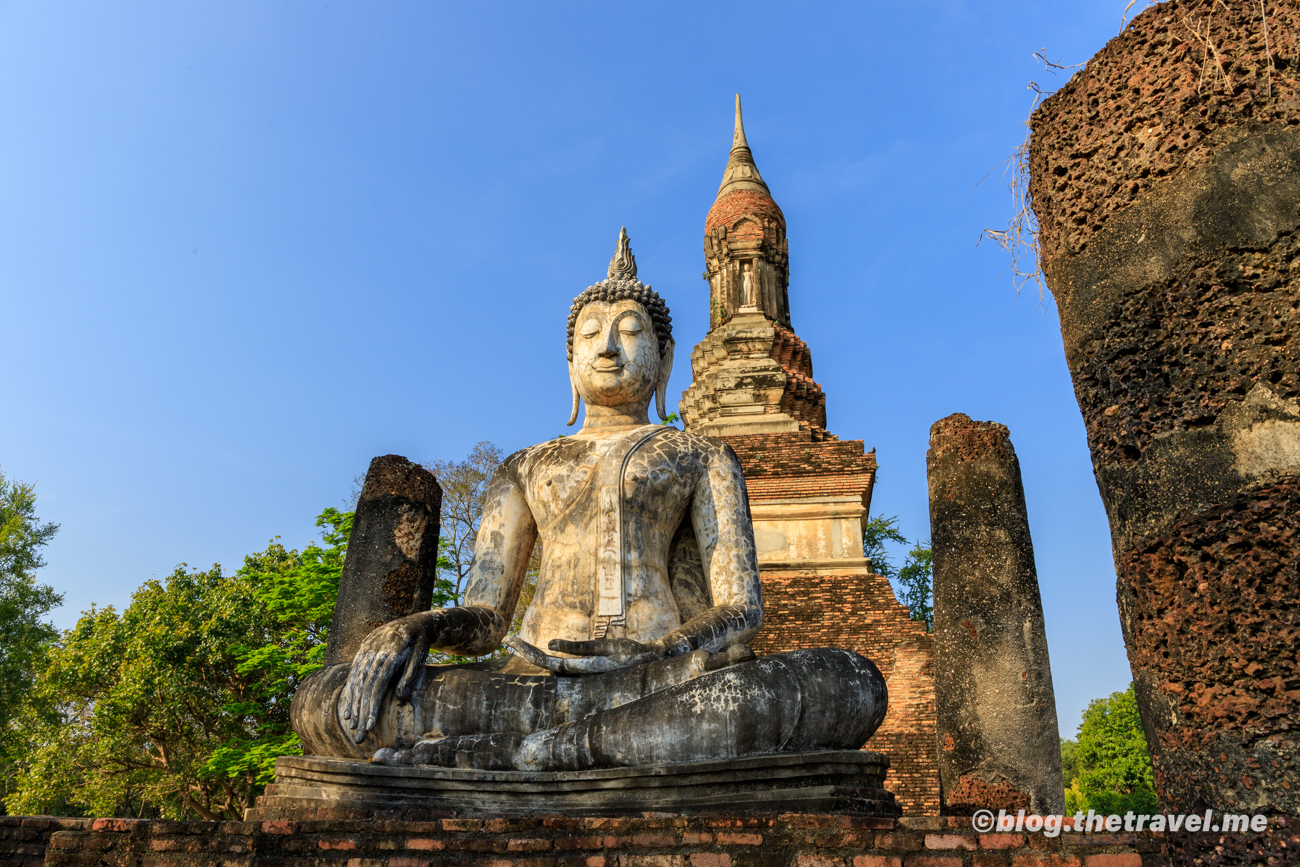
xmin=733 ymin=93 xmax=749 ymax=150
xmin=607 ymin=226 xmax=638 ymax=279
xmin=717 ymin=94 xmax=770 ymax=197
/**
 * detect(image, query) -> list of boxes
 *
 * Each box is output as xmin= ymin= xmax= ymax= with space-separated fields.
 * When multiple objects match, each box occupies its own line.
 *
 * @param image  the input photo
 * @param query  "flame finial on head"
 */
xmin=607 ymin=226 xmax=638 ymax=280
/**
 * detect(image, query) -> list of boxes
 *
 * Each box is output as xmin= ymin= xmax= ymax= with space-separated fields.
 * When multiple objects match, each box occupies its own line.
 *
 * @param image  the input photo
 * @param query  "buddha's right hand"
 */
xmin=339 ymin=611 xmax=441 ymax=743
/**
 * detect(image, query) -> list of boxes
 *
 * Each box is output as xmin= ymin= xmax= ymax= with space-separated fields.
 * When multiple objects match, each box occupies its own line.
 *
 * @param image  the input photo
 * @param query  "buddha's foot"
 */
xmin=517 ymin=649 xmax=886 ymax=771
xmin=371 ymin=732 xmax=527 ymax=771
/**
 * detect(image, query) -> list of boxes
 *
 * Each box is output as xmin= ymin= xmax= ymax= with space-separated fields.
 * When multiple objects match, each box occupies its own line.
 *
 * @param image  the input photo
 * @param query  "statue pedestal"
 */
xmin=245 ymin=751 xmax=899 ymax=819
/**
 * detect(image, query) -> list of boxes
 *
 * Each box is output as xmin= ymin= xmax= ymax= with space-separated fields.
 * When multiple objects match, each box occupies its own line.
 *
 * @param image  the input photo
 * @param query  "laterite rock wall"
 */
xmin=1028 ymin=0 xmax=1300 ymax=838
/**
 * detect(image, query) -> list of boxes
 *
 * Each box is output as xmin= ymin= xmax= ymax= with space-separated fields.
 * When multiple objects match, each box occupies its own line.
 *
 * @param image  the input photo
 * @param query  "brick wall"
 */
xmin=722 ymin=430 xmax=941 ymax=817
xmin=0 ymin=814 xmax=1177 ymax=866
xmin=752 ymin=571 xmax=940 ymax=817
xmin=723 ymin=433 xmax=875 ymax=498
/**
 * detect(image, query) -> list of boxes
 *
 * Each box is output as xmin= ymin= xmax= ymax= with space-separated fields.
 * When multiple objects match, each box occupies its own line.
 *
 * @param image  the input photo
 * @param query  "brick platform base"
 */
xmin=0 ymin=813 xmax=1174 ymax=866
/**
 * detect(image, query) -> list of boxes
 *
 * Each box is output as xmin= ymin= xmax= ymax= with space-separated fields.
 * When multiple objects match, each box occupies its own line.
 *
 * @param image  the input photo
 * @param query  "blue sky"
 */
xmin=1 ymin=1 xmax=1144 ymax=735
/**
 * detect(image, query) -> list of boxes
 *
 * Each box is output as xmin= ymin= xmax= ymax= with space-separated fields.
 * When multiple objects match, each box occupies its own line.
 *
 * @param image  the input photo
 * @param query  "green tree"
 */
xmin=1060 ymin=737 xmax=1078 ymax=793
xmin=863 ymin=514 xmax=933 ymax=630
xmin=8 ymin=441 xmax=534 ymax=817
xmin=212 ymin=508 xmax=354 ymax=789
xmin=895 ymin=541 xmax=933 ymax=631
xmin=6 ymin=508 xmax=351 ymax=820
xmin=1064 ymin=684 xmax=1157 ymax=814
xmin=8 ymin=565 xmax=270 ymax=818
xmin=863 ymin=515 xmax=906 ymax=580
xmin=0 ymin=469 xmax=63 ymax=804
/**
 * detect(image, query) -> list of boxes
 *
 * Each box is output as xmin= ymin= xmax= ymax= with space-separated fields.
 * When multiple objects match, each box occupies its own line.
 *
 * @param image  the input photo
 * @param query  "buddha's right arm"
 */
xmin=414 ymin=605 xmax=509 ymax=657
xmin=339 ymin=461 xmax=537 ymax=739
xmin=362 ymin=461 xmax=537 ymax=660
xmin=449 ymin=459 xmax=538 ymax=654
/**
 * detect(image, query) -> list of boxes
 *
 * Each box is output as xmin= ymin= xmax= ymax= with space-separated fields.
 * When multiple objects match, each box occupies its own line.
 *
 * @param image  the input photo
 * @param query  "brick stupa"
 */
xmin=680 ymin=96 xmax=941 ymax=815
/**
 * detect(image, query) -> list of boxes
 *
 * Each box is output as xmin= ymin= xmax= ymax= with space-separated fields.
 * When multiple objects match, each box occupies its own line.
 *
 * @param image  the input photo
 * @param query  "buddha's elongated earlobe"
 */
xmin=567 ymin=362 xmax=581 ymax=426
xmin=655 ymin=338 xmax=675 ymax=421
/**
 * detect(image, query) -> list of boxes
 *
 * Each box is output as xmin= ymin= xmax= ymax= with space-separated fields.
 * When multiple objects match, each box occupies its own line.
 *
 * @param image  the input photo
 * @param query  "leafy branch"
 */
xmin=863 ymin=514 xmax=933 ymax=631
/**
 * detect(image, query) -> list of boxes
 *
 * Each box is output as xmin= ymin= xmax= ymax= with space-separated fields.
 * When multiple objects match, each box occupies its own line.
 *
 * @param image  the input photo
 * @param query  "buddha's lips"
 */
xmin=592 ymin=365 xmax=624 ymax=373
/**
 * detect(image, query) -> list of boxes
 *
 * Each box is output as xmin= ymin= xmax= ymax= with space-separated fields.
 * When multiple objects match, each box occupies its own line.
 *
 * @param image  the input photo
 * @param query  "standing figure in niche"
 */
xmin=292 ymin=228 xmax=888 ymax=772
xmin=742 ymin=261 xmax=757 ymax=309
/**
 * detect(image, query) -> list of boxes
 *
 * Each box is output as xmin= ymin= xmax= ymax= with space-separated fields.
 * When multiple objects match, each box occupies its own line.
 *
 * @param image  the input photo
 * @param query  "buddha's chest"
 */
xmin=520 ymin=431 xmax=700 ymax=537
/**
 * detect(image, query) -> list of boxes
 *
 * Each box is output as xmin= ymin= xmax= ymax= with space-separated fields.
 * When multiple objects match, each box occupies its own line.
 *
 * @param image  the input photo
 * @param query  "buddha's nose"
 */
xmin=599 ymin=326 xmax=620 ymax=357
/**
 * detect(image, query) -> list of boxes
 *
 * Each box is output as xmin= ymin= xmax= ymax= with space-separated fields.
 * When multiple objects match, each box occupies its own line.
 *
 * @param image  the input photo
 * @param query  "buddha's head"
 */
xmin=565 ymin=228 xmax=674 ymax=426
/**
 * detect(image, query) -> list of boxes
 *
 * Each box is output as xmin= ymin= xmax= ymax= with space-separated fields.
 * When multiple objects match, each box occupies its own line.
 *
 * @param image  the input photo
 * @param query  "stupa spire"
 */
xmin=685 ymin=95 xmax=820 ymax=438
xmin=717 ymin=94 xmax=770 ymax=197
xmin=733 ymin=93 xmax=750 ymax=150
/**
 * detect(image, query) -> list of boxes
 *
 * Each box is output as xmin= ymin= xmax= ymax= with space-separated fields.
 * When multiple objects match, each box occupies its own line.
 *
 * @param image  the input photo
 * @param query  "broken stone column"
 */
xmin=323 ymin=455 xmax=443 ymax=666
xmin=928 ymin=414 xmax=1064 ymax=816
xmin=1029 ymin=0 xmax=1300 ymax=824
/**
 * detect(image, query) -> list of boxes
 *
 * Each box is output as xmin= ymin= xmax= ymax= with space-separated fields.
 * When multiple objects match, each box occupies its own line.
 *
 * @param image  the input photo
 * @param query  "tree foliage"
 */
xmin=1063 ymin=684 xmax=1158 ymax=814
xmin=895 ymin=542 xmax=933 ymax=631
xmin=5 ymin=509 xmax=350 ymax=819
xmin=4 ymin=442 xmax=531 ymax=817
xmin=0 ymin=469 xmax=62 ymax=803
xmin=863 ymin=514 xmax=933 ymax=631
xmin=1060 ymin=737 xmax=1078 ymax=790
xmin=0 ymin=470 xmax=60 ymax=582
xmin=862 ymin=515 xmax=906 ymax=579
xmin=234 ymin=508 xmax=351 ymax=697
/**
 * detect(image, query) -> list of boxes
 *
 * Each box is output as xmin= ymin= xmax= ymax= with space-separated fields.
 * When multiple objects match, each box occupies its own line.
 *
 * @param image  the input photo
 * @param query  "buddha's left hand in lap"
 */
xmin=505 ymin=635 xmax=668 ymax=675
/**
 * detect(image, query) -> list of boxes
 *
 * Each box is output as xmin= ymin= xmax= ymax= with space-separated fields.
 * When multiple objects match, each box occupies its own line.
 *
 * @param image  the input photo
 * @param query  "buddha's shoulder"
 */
xmin=501 ymin=428 xmax=738 ymax=473
xmin=650 ymin=427 xmax=739 ymax=462
xmin=500 ymin=436 xmax=595 ymax=477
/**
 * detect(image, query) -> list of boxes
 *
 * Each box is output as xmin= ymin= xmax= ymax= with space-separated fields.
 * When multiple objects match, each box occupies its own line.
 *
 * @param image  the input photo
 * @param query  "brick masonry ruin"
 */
xmin=680 ymin=97 xmax=941 ymax=817
xmin=1028 ymin=0 xmax=1300 ymax=842
xmin=10 ymin=72 xmax=1294 ymax=862
xmin=0 ymin=813 xmax=1198 ymax=867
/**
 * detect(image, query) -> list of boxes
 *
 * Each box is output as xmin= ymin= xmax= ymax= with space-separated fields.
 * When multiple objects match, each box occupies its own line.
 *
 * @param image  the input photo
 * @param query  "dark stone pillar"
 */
xmin=1028 ymin=0 xmax=1300 ymax=825
xmin=928 ymin=414 xmax=1064 ymax=816
xmin=323 ymin=455 xmax=443 ymax=666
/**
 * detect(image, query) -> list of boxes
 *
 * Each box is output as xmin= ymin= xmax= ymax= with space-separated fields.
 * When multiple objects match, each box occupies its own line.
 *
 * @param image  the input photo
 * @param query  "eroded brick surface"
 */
xmin=749 ymin=569 xmax=937 ymax=817
xmin=1067 ymin=232 xmax=1300 ymax=471
xmin=705 ymin=190 xmax=786 ymax=237
xmin=1119 ymin=483 xmax=1300 ymax=813
xmin=1162 ymin=816 xmax=1298 ymax=866
xmin=0 ymin=816 xmax=1166 ymax=867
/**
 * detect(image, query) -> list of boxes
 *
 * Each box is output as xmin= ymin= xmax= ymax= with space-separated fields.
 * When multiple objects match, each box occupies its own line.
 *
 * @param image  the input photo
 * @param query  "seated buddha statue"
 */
xmin=291 ymin=229 xmax=887 ymax=772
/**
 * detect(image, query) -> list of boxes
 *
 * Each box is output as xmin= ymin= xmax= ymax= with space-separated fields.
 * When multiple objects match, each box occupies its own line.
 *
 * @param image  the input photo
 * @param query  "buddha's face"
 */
xmin=571 ymin=299 xmax=662 ymax=408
